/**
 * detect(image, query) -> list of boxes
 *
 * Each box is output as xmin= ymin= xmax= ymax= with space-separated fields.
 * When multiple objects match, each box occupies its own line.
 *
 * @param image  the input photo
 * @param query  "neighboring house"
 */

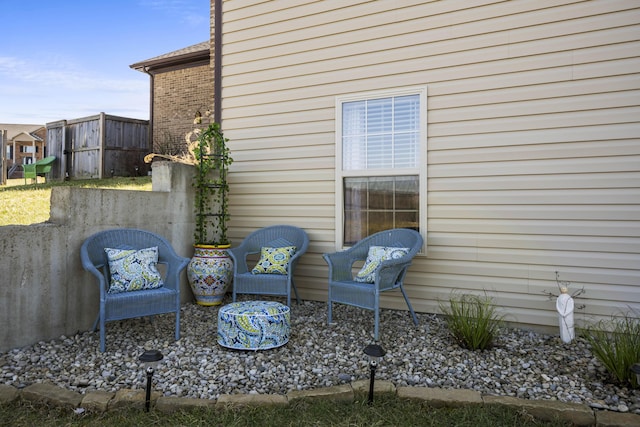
xmin=214 ymin=0 xmax=640 ymax=332
xmin=0 ymin=124 xmax=46 ymax=178
xmin=130 ymin=41 xmax=213 ymax=156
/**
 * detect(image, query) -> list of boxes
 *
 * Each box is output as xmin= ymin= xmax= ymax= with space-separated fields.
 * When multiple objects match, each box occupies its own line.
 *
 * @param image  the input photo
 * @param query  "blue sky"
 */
xmin=0 ymin=0 xmax=209 ymax=125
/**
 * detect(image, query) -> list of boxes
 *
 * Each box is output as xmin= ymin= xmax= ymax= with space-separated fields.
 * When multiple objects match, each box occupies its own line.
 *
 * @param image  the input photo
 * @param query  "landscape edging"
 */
xmin=1 ymin=382 xmax=639 ymax=426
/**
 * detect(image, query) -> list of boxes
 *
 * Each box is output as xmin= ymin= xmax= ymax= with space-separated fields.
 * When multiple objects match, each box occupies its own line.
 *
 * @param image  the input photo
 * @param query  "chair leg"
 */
xmin=94 ymin=307 xmax=106 ymax=352
xmin=175 ymin=310 xmax=180 ymax=340
xmin=400 ymin=285 xmax=419 ymax=326
xmin=374 ymin=308 xmax=380 ymax=341
xmin=327 ymin=300 xmax=333 ymax=324
xmin=291 ymin=278 xmax=301 ymax=304
xmin=100 ymin=317 xmax=106 ymax=353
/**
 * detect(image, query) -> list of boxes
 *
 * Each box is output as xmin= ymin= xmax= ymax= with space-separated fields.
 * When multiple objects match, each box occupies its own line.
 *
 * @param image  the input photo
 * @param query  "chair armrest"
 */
xmin=289 ymin=246 xmax=307 ymax=262
xmin=155 ymin=239 xmax=190 ymax=291
xmin=80 ymin=253 xmax=109 ymax=295
xmin=375 ymin=258 xmax=413 ymax=290
xmin=323 ymin=251 xmax=359 ymax=282
xmin=161 ymin=254 xmax=190 ymax=291
xmin=228 ymin=246 xmax=252 ymax=274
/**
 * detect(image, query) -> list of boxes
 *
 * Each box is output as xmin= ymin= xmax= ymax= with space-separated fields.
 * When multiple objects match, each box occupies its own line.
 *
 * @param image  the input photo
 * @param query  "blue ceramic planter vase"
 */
xmin=187 ymin=244 xmax=233 ymax=306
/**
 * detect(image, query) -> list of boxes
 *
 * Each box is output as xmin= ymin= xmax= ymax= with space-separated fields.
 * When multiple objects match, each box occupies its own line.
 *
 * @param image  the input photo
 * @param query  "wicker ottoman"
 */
xmin=217 ymin=301 xmax=290 ymax=350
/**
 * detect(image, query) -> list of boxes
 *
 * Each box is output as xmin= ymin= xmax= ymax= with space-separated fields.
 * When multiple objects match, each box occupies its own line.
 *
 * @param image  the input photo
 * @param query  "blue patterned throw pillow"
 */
xmin=105 ymin=246 xmax=163 ymax=293
xmin=354 ymin=246 xmax=409 ymax=283
xmin=251 ymin=246 xmax=297 ymax=275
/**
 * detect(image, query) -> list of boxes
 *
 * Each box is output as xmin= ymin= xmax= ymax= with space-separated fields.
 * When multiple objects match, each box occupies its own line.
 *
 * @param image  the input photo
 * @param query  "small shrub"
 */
xmin=440 ymin=292 xmax=504 ymax=351
xmin=582 ymin=310 xmax=640 ymax=388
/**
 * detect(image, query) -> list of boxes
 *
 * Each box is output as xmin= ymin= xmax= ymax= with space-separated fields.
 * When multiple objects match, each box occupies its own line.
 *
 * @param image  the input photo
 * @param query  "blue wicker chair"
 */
xmin=80 ymin=228 xmax=190 ymax=352
xmin=323 ymin=228 xmax=423 ymax=341
xmin=228 ymin=225 xmax=309 ymax=306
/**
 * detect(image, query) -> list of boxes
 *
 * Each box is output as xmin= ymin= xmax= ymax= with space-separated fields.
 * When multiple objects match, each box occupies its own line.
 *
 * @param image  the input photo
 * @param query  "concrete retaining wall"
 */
xmin=0 ymin=162 xmax=197 ymax=352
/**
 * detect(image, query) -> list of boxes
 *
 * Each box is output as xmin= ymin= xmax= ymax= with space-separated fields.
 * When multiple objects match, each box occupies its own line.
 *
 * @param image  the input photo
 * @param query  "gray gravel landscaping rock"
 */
xmin=1 ymin=297 xmax=639 ymax=414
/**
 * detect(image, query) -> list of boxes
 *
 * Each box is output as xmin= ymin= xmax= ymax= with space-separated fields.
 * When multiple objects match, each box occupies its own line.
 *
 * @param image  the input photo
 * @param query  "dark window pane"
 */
xmin=344 ymin=209 xmax=367 ymax=245
xmin=395 ymin=176 xmax=419 ymax=209
xmin=396 ymin=212 xmax=419 ymax=231
xmin=369 ymin=211 xmax=393 ymax=235
xmin=369 ymin=177 xmax=394 ymax=210
xmin=344 ymin=178 xmax=367 ymax=210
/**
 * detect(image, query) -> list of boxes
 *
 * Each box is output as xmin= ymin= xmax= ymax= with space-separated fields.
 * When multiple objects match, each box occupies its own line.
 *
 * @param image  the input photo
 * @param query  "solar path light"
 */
xmin=363 ymin=343 xmax=386 ymax=405
xmin=139 ymin=349 xmax=163 ymax=412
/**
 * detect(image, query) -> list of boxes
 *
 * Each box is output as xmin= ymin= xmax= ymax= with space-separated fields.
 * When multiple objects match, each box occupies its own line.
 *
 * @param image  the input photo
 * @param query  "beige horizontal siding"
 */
xmin=432 ymin=90 xmax=640 ymax=123
xmin=223 ymin=23 xmax=640 ymax=89
xmin=431 ymin=205 xmax=640 ymax=221
xmin=429 ymin=172 xmax=640 ymax=191
xmin=221 ymin=0 xmax=640 ymax=332
xmin=428 ymin=233 xmax=640 ymax=253
xmin=428 ymin=218 xmax=637 ymax=236
xmin=429 ymin=140 xmax=640 ymax=163
xmin=430 ymin=157 xmax=640 ymax=177
xmin=222 ymin=3 xmax=638 ymax=84
xmin=434 ymin=74 xmax=640 ymax=108
xmin=428 ymin=124 xmax=638 ymax=150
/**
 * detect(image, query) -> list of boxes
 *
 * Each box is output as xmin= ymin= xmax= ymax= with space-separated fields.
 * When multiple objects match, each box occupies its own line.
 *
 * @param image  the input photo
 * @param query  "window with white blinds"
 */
xmin=336 ymin=87 xmax=427 ymax=247
xmin=342 ymin=95 xmax=420 ymax=170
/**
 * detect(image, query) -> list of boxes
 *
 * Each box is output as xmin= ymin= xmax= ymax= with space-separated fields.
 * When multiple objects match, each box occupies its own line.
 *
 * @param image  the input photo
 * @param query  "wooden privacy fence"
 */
xmin=46 ymin=113 xmax=150 ymax=180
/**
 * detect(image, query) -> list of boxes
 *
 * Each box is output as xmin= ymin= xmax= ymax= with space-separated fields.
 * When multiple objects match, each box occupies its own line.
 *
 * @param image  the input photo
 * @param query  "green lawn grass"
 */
xmin=0 ymin=177 xmax=152 ymax=226
xmin=1 ymin=393 xmax=571 ymax=427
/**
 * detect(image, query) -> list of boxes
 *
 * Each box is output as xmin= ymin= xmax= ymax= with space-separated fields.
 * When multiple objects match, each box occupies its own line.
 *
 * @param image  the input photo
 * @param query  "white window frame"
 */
xmin=334 ymin=86 xmax=427 ymax=250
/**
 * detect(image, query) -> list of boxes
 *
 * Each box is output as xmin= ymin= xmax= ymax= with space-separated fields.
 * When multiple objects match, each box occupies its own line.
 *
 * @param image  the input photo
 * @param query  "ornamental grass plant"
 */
xmin=582 ymin=310 xmax=640 ymax=388
xmin=440 ymin=292 xmax=504 ymax=351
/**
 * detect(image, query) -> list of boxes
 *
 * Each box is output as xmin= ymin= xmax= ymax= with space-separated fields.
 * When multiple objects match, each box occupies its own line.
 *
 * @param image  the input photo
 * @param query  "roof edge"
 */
xmin=130 ymin=41 xmax=210 ymax=72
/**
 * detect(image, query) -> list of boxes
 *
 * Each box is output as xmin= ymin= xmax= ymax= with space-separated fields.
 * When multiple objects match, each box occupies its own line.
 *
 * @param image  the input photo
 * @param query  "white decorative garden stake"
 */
xmin=556 ymin=287 xmax=575 ymax=343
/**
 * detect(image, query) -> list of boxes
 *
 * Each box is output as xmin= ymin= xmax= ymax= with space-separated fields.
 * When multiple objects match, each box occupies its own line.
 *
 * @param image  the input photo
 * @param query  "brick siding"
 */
xmin=152 ymin=64 xmax=213 ymax=155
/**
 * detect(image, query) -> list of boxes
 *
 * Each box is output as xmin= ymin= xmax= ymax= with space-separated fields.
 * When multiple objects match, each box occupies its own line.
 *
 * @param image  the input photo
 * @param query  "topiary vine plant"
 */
xmin=192 ymin=121 xmax=232 ymax=246
xmin=187 ymin=119 xmax=235 ymax=306
xmin=144 ymin=112 xmax=235 ymax=306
